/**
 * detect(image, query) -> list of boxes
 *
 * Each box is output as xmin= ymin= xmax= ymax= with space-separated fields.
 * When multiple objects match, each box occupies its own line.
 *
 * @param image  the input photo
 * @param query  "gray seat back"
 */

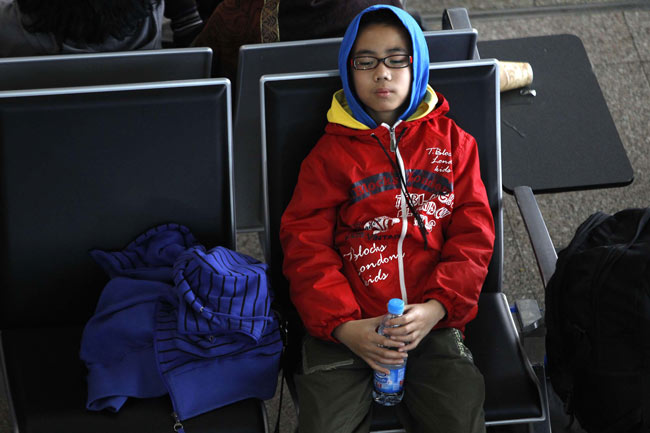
xmin=0 ymin=79 xmax=234 ymax=329
xmin=0 ymin=47 xmax=213 ymax=92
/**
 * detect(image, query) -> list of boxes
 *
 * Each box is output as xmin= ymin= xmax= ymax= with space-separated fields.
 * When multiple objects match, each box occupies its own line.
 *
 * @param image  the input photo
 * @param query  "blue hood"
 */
xmin=338 ymin=5 xmax=429 ymax=129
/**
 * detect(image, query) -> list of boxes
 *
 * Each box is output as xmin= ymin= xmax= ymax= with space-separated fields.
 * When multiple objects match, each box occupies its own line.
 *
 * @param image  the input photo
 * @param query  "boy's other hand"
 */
xmin=381 ymin=299 xmax=447 ymax=352
xmin=333 ymin=317 xmax=408 ymax=374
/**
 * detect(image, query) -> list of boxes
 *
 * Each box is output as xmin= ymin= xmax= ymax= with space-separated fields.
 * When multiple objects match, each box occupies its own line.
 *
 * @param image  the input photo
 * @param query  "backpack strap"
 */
xmin=603 ymin=208 xmax=650 ymax=430
xmin=636 ymin=210 xmax=650 ymax=428
xmin=550 ymin=211 xmax=610 ymax=292
xmin=546 ymin=211 xmax=613 ymax=422
xmin=641 ymin=362 xmax=650 ymax=430
xmin=626 ymin=208 xmax=650 ymax=248
xmin=567 ymin=212 xmax=610 ymax=253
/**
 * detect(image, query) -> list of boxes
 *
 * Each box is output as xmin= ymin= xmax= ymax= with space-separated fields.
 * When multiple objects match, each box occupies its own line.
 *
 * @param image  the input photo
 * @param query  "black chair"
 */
xmin=259 ymin=61 xmax=551 ymax=432
xmin=233 ymin=26 xmax=478 ymax=232
xmin=0 ymin=47 xmax=213 ymax=92
xmin=0 ymin=79 xmax=270 ymax=433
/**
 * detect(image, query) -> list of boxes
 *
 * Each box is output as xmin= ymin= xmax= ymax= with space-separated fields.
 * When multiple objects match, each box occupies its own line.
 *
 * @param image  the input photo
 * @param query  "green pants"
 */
xmin=295 ymin=328 xmax=486 ymax=433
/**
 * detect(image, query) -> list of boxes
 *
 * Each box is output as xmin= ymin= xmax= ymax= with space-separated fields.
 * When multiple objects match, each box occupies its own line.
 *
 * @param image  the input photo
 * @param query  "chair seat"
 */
xmin=371 ymin=292 xmax=543 ymax=429
xmin=465 ymin=292 xmax=543 ymax=424
xmin=1 ymin=326 xmax=268 ymax=433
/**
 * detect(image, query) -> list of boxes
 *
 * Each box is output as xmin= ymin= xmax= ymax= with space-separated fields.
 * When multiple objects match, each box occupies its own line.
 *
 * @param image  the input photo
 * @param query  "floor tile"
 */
xmin=535 ymin=0 xmax=634 ymax=6
xmin=467 ymin=11 xmax=638 ymax=66
xmin=407 ymin=0 xmax=534 ymax=15
xmin=625 ymin=9 xmax=650 ymax=61
xmin=237 ymin=231 xmax=265 ymax=262
xmin=502 ymin=194 xmax=547 ymax=306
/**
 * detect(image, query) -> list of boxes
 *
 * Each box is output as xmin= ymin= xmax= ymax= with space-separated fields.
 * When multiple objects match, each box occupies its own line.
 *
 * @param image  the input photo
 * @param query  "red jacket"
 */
xmin=279 ymin=87 xmax=495 ymax=342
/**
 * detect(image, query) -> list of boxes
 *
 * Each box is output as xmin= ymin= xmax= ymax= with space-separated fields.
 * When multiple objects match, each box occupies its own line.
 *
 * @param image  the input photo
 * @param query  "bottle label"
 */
xmin=373 ymin=366 xmax=405 ymax=394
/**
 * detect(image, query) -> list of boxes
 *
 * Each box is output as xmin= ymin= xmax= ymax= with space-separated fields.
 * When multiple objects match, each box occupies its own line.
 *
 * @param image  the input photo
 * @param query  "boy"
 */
xmin=279 ymin=5 xmax=495 ymax=432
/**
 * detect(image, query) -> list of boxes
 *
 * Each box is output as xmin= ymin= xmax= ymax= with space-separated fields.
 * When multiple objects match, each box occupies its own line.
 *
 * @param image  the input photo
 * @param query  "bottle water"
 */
xmin=372 ymin=298 xmax=406 ymax=406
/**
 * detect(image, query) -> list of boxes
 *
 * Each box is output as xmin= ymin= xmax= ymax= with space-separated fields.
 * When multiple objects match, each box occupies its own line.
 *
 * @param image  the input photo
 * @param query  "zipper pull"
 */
xmin=390 ymin=127 xmax=397 ymax=152
xmin=172 ymin=412 xmax=185 ymax=433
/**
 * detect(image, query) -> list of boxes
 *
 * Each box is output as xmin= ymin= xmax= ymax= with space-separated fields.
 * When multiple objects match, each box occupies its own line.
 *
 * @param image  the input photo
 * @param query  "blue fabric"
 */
xmin=89 ymin=223 xmax=198 ymax=281
xmin=173 ymin=246 xmax=273 ymax=342
xmin=80 ymin=224 xmax=281 ymax=420
xmin=156 ymin=302 xmax=281 ymax=419
xmin=338 ymin=4 xmax=429 ymax=128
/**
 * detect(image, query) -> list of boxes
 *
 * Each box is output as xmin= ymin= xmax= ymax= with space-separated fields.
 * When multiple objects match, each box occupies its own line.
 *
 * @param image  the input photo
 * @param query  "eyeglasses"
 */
xmin=350 ymin=54 xmax=413 ymax=70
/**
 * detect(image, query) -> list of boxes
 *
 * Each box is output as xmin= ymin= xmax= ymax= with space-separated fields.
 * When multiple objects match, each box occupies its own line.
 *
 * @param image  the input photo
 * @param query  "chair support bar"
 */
xmin=513 ymin=186 xmax=557 ymax=287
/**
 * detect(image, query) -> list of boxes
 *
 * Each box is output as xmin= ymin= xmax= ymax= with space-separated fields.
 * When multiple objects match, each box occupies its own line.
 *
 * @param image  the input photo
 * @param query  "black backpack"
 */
xmin=545 ymin=208 xmax=650 ymax=433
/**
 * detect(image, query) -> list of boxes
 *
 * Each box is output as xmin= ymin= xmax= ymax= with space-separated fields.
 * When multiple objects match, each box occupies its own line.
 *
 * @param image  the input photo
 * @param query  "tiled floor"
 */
xmin=1 ymin=1 xmax=649 ymax=432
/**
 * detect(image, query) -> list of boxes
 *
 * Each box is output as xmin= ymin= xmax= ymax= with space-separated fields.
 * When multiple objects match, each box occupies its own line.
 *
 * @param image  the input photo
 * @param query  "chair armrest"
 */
xmin=513 ymin=186 xmax=557 ymax=287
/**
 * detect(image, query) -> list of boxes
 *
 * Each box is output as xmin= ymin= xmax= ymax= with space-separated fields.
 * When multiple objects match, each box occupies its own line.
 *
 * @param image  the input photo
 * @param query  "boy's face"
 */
xmin=351 ymin=23 xmax=412 ymax=126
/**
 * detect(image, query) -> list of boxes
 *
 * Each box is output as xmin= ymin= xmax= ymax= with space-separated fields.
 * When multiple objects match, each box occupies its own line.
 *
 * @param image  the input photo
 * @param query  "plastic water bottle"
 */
xmin=372 ymin=298 xmax=406 ymax=406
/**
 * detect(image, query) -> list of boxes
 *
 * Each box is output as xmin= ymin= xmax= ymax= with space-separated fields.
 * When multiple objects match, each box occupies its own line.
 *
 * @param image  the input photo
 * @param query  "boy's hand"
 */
xmin=333 ymin=317 xmax=408 ymax=375
xmin=380 ymin=299 xmax=447 ymax=352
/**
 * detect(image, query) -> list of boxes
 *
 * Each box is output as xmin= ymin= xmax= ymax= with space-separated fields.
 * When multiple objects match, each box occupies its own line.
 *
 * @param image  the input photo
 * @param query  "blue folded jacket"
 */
xmin=80 ymin=224 xmax=282 ymax=421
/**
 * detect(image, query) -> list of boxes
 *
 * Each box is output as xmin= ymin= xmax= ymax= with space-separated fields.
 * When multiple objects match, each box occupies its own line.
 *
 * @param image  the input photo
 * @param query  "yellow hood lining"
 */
xmin=326 ymin=85 xmax=438 ymax=130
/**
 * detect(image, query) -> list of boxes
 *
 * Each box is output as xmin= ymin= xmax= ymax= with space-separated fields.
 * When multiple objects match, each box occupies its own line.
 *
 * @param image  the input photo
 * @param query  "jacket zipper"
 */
xmin=390 ymin=124 xmax=398 ymax=152
xmin=385 ymin=123 xmax=408 ymax=304
xmin=172 ymin=411 xmax=185 ymax=432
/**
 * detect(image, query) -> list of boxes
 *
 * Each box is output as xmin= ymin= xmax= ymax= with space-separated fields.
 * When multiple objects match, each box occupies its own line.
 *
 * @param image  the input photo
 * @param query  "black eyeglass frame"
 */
xmin=350 ymin=54 xmax=413 ymax=70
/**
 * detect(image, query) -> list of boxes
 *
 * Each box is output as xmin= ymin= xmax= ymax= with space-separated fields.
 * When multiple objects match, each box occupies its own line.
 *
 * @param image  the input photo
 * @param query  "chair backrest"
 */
xmin=0 ymin=47 xmax=213 ymax=92
xmin=234 ymin=29 xmax=478 ymax=231
xmin=260 ymin=60 xmax=502 ymax=308
xmin=0 ymin=79 xmax=235 ymax=330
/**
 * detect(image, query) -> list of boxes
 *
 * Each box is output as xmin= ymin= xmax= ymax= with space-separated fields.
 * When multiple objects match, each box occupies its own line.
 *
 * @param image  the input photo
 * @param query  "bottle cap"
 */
xmin=387 ymin=298 xmax=404 ymax=315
